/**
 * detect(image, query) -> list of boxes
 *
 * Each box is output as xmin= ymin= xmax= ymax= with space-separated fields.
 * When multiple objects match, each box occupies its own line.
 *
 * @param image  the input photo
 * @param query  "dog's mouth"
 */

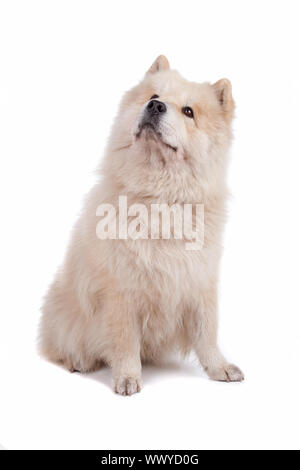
xmin=135 ymin=123 xmax=177 ymax=153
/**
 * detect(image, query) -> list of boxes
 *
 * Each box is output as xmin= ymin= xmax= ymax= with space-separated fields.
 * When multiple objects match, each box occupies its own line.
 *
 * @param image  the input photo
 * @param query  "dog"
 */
xmin=39 ymin=55 xmax=244 ymax=395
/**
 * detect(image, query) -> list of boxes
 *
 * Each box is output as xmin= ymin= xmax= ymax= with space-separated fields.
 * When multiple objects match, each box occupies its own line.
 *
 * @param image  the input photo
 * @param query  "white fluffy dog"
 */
xmin=39 ymin=56 xmax=244 ymax=395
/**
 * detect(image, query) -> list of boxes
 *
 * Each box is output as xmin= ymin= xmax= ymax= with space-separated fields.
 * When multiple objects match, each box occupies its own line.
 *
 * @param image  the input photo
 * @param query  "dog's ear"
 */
xmin=212 ymin=79 xmax=234 ymax=112
xmin=147 ymin=55 xmax=170 ymax=74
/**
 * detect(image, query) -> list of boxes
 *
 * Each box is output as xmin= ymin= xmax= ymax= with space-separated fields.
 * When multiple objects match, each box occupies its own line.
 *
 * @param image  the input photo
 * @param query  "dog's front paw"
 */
xmin=208 ymin=363 xmax=244 ymax=382
xmin=114 ymin=375 xmax=142 ymax=396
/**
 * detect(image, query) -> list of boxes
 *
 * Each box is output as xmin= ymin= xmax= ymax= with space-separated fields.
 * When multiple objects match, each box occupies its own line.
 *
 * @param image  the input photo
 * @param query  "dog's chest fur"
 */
xmin=107 ymin=205 xmax=223 ymax=357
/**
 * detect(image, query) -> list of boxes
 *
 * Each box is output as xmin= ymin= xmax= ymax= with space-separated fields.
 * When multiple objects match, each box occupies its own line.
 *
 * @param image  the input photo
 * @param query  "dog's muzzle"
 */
xmin=136 ymin=99 xmax=166 ymax=137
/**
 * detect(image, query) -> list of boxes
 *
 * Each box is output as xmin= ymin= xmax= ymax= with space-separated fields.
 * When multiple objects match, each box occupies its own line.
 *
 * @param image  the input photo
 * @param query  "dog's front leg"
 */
xmin=107 ymin=294 xmax=142 ymax=396
xmin=194 ymin=281 xmax=244 ymax=382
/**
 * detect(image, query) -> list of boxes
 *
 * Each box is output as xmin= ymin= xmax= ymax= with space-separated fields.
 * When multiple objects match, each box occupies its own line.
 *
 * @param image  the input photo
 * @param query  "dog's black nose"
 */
xmin=146 ymin=99 xmax=167 ymax=116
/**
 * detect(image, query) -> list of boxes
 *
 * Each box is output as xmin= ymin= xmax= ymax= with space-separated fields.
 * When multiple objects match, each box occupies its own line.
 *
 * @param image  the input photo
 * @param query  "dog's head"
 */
xmin=105 ymin=56 xmax=235 ymax=199
xmin=133 ymin=56 xmax=234 ymax=161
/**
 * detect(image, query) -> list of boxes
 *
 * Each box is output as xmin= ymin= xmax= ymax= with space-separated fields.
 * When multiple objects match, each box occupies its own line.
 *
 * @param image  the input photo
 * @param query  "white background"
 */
xmin=0 ymin=0 xmax=300 ymax=450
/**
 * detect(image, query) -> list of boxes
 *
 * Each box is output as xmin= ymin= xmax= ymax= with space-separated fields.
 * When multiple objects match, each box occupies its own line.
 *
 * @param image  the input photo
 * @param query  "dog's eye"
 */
xmin=182 ymin=107 xmax=194 ymax=118
xmin=150 ymin=94 xmax=159 ymax=100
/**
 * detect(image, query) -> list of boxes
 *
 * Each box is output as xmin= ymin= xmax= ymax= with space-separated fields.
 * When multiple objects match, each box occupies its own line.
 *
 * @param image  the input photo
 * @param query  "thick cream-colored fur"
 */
xmin=39 ymin=56 xmax=244 ymax=395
